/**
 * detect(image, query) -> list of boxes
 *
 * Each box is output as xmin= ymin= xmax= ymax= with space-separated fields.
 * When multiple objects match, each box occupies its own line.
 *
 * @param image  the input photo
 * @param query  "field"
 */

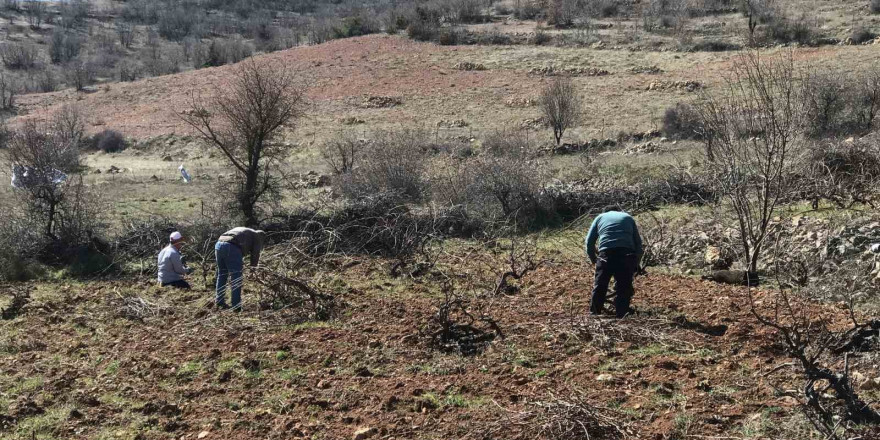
xmin=3 ymin=1 xmax=880 ymax=439
xmin=4 ymin=254 xmax=875 ymax=440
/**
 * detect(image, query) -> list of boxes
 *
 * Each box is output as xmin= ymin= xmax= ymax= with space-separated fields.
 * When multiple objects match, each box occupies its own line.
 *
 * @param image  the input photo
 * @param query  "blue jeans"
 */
xmin=215 ymin=241 xmax=243 ymax=309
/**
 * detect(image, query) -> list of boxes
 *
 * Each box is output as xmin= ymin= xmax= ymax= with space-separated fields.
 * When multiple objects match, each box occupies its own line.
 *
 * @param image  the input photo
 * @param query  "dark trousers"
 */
xmin=590 ymin=248 xmax=638 ymax=318
xmin=162 ymin=279 xmax=191 ymax=290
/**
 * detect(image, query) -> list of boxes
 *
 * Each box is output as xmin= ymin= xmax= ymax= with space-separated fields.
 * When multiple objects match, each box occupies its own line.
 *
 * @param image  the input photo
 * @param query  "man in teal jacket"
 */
xmin=585 ymin=207 xmax=642 ymax=318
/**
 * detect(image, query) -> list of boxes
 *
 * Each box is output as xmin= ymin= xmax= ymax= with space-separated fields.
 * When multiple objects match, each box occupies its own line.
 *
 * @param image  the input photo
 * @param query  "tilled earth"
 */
xmin=1 ymin=257 xmax=879 ymax=440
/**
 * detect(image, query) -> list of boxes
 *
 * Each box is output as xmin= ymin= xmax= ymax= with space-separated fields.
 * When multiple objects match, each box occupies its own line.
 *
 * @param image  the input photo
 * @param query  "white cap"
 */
xmin=170 ymin=231 xmax=183 ymax=242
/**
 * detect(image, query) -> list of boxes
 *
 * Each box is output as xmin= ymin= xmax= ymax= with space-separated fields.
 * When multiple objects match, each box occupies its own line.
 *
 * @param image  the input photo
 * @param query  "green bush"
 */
xmin=333 ymin=15 xmax=380 ymax=39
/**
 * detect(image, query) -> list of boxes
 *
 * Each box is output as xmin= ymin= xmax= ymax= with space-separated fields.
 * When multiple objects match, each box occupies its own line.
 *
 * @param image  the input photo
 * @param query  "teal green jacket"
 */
xmin=585 ymin=211 xmax=643 ymax=263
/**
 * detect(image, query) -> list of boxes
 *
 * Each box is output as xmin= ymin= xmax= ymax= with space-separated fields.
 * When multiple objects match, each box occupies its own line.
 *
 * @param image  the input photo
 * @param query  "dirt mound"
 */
xmin=628 ymin=65 xmax=664 ymax=74
xmin=504 ymin=96 xmax=537 ymax=108
xmin=454 ymin=62 xmax=487 ymax=71
xmin=645 ymin=80 xmax=702 ymax=92
xmin=357 ymin=95 xmax=403 ymax=109
xmin=529 ymin=65 xmax=610 ymax=77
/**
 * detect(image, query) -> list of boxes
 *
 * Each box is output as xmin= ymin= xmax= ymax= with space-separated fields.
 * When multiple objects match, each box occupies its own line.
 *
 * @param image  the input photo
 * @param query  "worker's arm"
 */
xmin=585 ymin=216 xmax=601 ymax=264
xmin=250 ymin=237 xmax=262 ymax=268
xmin=171 ymin=251 xmax=187 ymax=276
xmin=632 ymin=219 xmax=643 ymax=257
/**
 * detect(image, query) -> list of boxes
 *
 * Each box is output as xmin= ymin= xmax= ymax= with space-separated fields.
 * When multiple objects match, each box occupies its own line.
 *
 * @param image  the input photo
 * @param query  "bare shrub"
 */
xmin=22 ymin=0 xmax=45 ymax=29
xmin=643 ymin=0 xmax=690 ymax=34
xmin=802 ymin=141 xmax=880 ymax=209
xmin=115 ymin=294 xmax=170 ymax=321
xmin=204 ymin=36 xmax=253 ymax=67
xmin=0 ymin=72 xmax=16 ymax=110
xmin=64 ymin=60 xmax=97 ymax=91
xmin=180 ymin=58 xmax=306 ymax=226
xmin=696 ymin=50 xmax=804 ymax=274
xmin=321 ymin=130 xmax=363 ymax=175
xmin=802 ymin=69 xmax=880 ymax=137
xmin=336 ymin=129 xmax=431 ymax=202
xmin=432 ymin=132 xmax=551 ymax=228
xmin=118 ymin=59 xmax=141 ymax=82
xmin=406 ymin=6 xmax=441 ymax=41
xmin=531 ymin=28 xmax=553 ymax=45
xmin=157 ymin=7 xmax=203 ymax=41
xmin=513 ymin=0 xmax=542 ymax=19
xmin=33 ymin=70 xmax=56 ymax=93
xmin=749 ymin=247 xmax=880 ymax=436
xmin=662 ymin=102 xmax=703 ymax=139
xmin=759 ymin=13 xmax=817 ymax=45
xmin=116 ymin=22 xmax=136 ymax=49
xmin=50 ymin=30 xmax=83 ymax=64
xmin=58 ymin=0 xmax=89 ymax=29
xmin=6 ymin=107 xmax=86 ymax=239
xmin=482 ymin=387 xmax=628 ymax=439
xmin=252 ymin=267 xmax=337 ymax=321
xmin=0 ymin=43 xmax=39 ymax=70
xmin=540 ymin=77 xmax=582 ymax=145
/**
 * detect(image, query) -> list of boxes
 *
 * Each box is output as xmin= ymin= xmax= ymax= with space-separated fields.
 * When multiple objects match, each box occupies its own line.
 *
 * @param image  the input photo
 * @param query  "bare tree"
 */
xmin=540 ymin=77 xmax=582 ymax=146
xmin=695 ymin=50 xmax=804 ymax=274
xmin=320 ymin=130 xmax=363 ymax=175
xmin=180 ymin=58 xmax=306 ymax=226
xmin=7 ymin=107 xmax=86 ymax=239
xmin=22 ymin=0 xmax=46 ymax=30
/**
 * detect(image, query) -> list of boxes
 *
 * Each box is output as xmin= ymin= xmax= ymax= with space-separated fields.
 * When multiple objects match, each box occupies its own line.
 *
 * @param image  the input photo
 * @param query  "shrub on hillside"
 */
xmin=872 ymin=0 xmax=880 ymax=14
xmin=514 ymin=1 xmax=542 ymax=19
xmin=50 ymin=30 xmax=82 ymax=64
xmin=157 ymin=7 xmax=203 ymax=41
xmin=850 ymin=27 xmax=876 ymax=44
xmin=204 ymin=37 xmax=253 ymax=67
xmin=333 ymin=14 xmax=380 ymax=38
xmin=406 ymin=19 xmax=438 ymax=42
xmin=760 ymin=14 xmax=817 ymax=45
xmin=531 ymin=28 xmax=553 ymax=45
xmin=662 ymin=103 xmax=703 ymax=139
xmin=336 ymin=129 xmax=431 ymax=202
xmin=0 ymin=43 xmax=39 ymax=70
xmin=437 ymin=27 xmax=465 ymax=45
xmin=802 ymin=141 xmax=880 ymax=209
xmin=406 ymin=6 xmax=442 ymax=42
xmin=802 ymin=70 xmax=880 ymax=137
xmin=89 ymin=130 xmax=128 ymax=153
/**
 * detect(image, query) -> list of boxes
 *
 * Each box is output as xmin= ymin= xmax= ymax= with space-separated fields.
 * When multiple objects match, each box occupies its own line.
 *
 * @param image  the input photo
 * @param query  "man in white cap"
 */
xmin=157 ymin=231 xmax=192 ymax=289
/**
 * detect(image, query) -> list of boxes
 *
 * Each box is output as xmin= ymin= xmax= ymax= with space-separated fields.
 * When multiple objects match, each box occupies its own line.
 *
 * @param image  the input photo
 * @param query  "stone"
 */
xmin=595 ymin=373 xmax=614 ymax=382
xmin=862 ymin=377 xmax=880 ymax=390
xmin=198 ymin=431 xmax=210 ymax=439
xmin=162 ymin=155 xmax=173 ymax=162
xmin=353 ymin=426 xmax=378 ymax=440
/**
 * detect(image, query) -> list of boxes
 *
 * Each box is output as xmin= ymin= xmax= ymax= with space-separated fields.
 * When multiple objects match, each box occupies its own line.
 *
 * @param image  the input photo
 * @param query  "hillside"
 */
xmin=12 ymin=34 xmax=880 ymax=144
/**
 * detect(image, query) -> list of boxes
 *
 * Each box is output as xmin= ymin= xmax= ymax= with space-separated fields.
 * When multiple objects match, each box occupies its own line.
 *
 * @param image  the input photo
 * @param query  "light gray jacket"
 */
xmin=157 ymin=244 xmax=187 ymax=283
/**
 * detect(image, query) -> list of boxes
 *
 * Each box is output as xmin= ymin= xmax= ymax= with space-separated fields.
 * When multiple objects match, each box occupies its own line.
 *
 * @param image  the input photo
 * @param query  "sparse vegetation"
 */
xmin=540 ymin=77 xmax=582 ymax=146
xmin=180 ymin=59 xmax=305 ymax=226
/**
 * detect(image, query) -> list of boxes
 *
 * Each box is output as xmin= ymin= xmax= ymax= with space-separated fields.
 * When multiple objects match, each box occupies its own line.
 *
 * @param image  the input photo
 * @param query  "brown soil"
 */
xmin=2 ymin=256 xmax=876 ymax=440
xmin=12 ymin=36 xmax=880 ymax=143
